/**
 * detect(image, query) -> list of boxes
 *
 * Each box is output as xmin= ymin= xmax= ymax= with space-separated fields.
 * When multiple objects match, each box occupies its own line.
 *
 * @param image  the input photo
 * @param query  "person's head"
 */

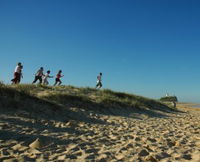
xmin=47 ymin=70 xmax=50 ymax=74
xmin=58 ymin=70 xmax=62 ymax=73
xmin=18 ymin=62 xmax=22 ymax=66
xmin=40 ymin=67 xmax=44 ymax=70
xmin=100 ymin=72 xmax=102 ymax=76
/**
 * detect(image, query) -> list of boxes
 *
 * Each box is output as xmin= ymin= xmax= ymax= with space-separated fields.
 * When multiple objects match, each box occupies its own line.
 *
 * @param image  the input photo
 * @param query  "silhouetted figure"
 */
xmin=18 ymin=65 xmax=23 ymax=83
xmin=54 ymin=70 xmax=64 ymax=86
xmin=11 ymin=62 xmax=23 ymax=84
xmin=43 ymin=70 xmax=53 ymax=85
xmin=96 ymin=72 xmax=103 ymax=89
xmin=32 ymin=67 xmax=44 ymax=84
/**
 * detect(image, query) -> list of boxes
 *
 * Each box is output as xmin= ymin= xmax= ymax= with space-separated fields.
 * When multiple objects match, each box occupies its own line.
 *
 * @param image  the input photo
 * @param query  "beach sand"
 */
xmin=0 ymin=103 xmax=200 ymax=162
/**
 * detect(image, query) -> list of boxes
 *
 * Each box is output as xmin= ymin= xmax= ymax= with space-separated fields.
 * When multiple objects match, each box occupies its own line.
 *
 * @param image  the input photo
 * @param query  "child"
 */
xmin=54 ymin=70 xmax=64 ymax=86
xmin=32 ymin=67 xmax=44 ymax=84
xmin=96 ymin=72 xmax=103 ymax=89
xmin=11 ymin=62 xmax=22 ymax=84
xmin=43 ymin=70 xmax=53 ymax=85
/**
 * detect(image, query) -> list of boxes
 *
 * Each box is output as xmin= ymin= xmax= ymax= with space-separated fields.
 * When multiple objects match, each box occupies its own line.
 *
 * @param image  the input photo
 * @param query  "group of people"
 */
xmin=11 ymin=62 xmax=64 ymax=86
xmin=11 ymin=62 xmax=103 ymax=89
xmin=32 ymin=67 xmax=64 ymax=86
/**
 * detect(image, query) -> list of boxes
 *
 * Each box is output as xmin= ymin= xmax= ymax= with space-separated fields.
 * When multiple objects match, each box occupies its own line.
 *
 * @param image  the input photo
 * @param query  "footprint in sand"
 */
xmin=138 ymin=149 xmax=149 ymax=157
xmin=85 ymin=148 xmax=100 ymax=154
xmin=155 ymin=152 xmax=171 ymax=161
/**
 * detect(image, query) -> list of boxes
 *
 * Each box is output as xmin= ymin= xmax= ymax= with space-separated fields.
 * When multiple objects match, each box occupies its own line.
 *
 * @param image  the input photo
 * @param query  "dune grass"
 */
xmin=0 ymin=83 xmax=175 ymax=115
xmin=160 ymin=96 xmax=178 ymax=102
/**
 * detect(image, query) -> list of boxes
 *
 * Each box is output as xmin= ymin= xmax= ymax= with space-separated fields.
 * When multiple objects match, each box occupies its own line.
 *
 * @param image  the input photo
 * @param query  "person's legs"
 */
xmin=54 ymin=79 xmax=58 ymax=86
xmin=54 ymin=78 xmax=62 ymax=86
xmin=12 ymin=72 xmax=18 ymax=84
xmin=99 ymin=81 xmax=102 ymax=88
xmin=58 ymin=80 xmax=62 ymax=85
xmin=43 ymin=78 xmax=47 ymax=85
xmin=11 ymin=79 xmax=15 ymax=84
xmin=11 ymin=73 xmax=15 ymax=84
xmin=17 ymin=75 xmax=21 ymax=83
xmin=39 ymin=77 xmax=42 ymax=84
xmin=57 ymin=78 xmax=62 ymax=85
xmin=96 ymin=81 xmax=100 ymax=89
xmin=14 ymin=73 xmax=20 ymax=84
xmin=32 ymin=76 xmax=38 ymax=84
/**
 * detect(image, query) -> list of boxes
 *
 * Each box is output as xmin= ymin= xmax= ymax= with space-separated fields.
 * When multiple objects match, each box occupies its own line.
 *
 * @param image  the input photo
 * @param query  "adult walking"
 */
xmin=96 ymin=72 xmax=103 ymax=89
xmin=11 ymin=62 xmax=23 ymax=84
xmin=32 ymin=67 xmax=44 ymax=84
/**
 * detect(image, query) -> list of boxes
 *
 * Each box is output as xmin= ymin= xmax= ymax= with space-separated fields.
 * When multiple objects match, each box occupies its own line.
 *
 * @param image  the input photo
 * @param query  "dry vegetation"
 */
xmin=0 ymin=83 xmax=176 ymax=117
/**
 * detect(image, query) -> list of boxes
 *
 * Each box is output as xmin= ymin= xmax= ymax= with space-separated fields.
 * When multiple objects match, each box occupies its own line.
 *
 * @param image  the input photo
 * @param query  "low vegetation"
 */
xmin=160 ymin=96 xmax=178 ymax=102
xmin=0 ymin=83 xmax=176 ymax=119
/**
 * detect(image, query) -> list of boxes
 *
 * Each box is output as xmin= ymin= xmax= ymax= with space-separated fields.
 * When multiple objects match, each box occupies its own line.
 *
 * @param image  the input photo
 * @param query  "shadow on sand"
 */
xmin=0 ymin=88 xmax=184 ymax=146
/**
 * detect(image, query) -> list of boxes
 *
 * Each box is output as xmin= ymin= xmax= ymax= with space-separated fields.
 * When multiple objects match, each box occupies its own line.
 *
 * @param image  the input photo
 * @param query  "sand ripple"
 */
xmin=0 ymin=106 xmax=200 ymax=161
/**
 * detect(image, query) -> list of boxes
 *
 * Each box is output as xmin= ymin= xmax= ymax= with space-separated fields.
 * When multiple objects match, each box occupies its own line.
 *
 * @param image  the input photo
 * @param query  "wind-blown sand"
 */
xmin=0 ymin=103 xmax=200 ymax=162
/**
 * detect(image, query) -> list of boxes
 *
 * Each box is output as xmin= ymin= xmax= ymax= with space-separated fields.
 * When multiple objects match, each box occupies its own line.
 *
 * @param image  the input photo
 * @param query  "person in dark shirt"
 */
xmin=54 ymin=70 xmax=64 ymax=86
xmin=32 ymin=67 xmax=44 ymax=84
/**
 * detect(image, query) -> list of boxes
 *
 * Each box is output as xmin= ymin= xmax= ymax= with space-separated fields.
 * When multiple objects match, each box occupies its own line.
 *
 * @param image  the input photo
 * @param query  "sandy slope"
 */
xmin=0 ymin=104 xmax=200 ymax=162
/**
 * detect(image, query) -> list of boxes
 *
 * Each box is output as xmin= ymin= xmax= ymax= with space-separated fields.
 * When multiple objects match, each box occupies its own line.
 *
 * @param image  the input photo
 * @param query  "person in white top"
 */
xmin=43 ymin=70 xmax=53 ymax=85
xmin=96 ymin=72 xmax=103 ymax=89
xmin=11 ymin=62 xmax=23 ymax=84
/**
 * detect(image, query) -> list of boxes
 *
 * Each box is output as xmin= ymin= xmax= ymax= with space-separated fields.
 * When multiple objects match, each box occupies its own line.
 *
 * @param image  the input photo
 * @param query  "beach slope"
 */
xmin=0 ymin=84 xmax=199 ymax=161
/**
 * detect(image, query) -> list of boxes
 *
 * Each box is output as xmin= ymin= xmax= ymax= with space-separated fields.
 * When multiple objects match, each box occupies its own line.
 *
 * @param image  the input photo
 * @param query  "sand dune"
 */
xmin=0 ymin=103 xmax=200 ymax=161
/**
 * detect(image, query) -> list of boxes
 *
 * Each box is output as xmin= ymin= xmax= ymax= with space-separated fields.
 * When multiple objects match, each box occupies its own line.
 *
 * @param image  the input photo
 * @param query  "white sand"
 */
xmin=0 ymin=104 xmax=200 ymax=161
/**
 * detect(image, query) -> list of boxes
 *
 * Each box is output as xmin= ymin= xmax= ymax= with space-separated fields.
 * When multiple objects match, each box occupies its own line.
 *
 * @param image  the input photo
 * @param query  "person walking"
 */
xmin=96 ymin=72 xmax=103 ymax=89
xmin=32 ymin=67 xmax=44 ymax=84
xmin=54 ymin=70 xmax=64 ymax=86
xmin=42 ymin=70 xmax=53 ymax=85
xmin=11 ymin=62 xmax=22 ymax=84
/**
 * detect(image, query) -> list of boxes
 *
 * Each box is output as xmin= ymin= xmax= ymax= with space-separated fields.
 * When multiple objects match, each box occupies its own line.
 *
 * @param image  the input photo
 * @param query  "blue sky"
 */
xmin=0 ymin=0 xmax=200 ymax=102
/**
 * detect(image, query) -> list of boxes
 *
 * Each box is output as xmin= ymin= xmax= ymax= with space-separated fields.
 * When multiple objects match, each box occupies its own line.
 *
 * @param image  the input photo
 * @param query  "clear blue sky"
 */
xmin=0 ymin=0 xmax=200 ymax=102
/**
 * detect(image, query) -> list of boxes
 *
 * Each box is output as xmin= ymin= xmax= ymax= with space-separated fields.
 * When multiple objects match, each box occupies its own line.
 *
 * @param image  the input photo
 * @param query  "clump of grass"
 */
xmin=79 ymin=87 xmax=97 ymax=95
xmin=0 ymin=85 xmax=27 ymax=109
xmin=13 ymin=84 xmax=36 ymax=95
